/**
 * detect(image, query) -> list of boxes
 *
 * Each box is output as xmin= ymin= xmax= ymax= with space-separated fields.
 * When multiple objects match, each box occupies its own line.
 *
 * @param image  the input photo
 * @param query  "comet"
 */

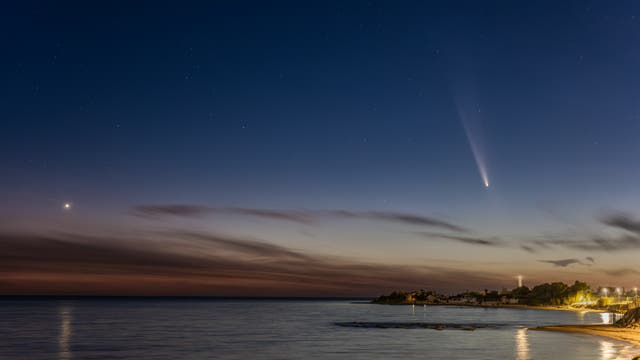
xmin=463 ymin=121 xmax=490 ymax=188
xmin=456 ymin=101 xmax=490 ymax=188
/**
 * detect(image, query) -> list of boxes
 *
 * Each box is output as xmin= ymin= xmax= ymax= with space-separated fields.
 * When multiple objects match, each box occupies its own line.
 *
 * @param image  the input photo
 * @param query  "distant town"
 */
xmin=373 ymin=280 xmax=640 ymax=311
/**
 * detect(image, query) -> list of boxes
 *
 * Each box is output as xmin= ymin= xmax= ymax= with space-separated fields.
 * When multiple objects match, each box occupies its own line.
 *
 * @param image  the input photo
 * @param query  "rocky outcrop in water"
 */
xmin=334 ymin=322 xmax=505 ymax=330
xmin=616 ymin=307 xmax=640 ymax=328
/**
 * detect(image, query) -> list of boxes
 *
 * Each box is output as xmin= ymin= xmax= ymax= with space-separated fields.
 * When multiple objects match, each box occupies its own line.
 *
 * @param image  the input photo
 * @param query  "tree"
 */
xmin=526 ymin=282 xmax=568 ymax=305
xmin=511 ymin=286 xmax=530 ymax=299
xmin=564 ymin=281 xmax=592 ymax=304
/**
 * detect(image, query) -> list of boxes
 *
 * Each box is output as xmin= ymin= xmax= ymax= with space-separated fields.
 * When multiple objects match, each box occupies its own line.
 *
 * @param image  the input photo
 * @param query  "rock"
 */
xmin=616 ymin=307 xmax=640 ymax=328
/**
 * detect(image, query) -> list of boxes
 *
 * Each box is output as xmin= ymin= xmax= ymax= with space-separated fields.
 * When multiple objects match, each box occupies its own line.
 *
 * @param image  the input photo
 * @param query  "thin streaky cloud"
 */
xmin=356 ymin=211 xmax=468 ymax=233
xmin=416 ymin=232 xmax=503 ymax=247
xmin=132 ymin=204 xmax=468 ymax=232
xmin=132 ymin=204 xmax=212 ymax=217
xmin=227 ymin=207 xmax=315 ymax=224
xmin=537 ymin=259 xmax=586 ymax=268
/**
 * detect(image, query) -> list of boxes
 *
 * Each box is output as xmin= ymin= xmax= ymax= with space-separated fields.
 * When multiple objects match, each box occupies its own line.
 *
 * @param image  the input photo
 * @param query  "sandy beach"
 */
xmin=533 ymin=325 xmax=640 ymax=347
xmin=483 ymin=304 xmax=609 ymax=313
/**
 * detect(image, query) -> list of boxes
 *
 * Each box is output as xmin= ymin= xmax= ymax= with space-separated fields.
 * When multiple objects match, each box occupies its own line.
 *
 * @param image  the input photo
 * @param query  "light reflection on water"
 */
xmin=600 ymin=312 xmax=624 ymax=325
xmin=58 ymin=306 xmax=72 ymax=360
xmin=600 ymin=340 xmax=616 ymax=360
xmin=515 ymin=328 xmax=529 ymax=360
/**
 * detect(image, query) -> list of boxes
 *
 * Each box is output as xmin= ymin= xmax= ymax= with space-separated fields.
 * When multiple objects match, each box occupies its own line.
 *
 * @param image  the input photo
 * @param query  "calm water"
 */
xmin=0 ymin=299 xmax=637 ymax=359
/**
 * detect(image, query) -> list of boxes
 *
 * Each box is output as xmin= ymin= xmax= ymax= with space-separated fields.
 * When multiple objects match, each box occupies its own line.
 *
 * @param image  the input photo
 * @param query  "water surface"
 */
xmin=0 ymin=299 xmax=636 ymax=359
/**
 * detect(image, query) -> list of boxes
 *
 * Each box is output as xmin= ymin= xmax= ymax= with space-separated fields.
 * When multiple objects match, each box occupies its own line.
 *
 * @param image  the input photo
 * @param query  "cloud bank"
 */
xmin=0 ymin=230 xmax=508 ymax=296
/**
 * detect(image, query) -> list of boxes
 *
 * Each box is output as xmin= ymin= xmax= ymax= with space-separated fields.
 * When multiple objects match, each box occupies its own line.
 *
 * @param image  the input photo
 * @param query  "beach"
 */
xmin=534 ymin=324 xmax=640 ymax=347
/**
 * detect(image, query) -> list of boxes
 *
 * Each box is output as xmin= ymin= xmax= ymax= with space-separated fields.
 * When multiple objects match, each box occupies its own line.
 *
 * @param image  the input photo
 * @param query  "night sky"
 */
xmin=3 ymin=1 xmax=640 ymax=296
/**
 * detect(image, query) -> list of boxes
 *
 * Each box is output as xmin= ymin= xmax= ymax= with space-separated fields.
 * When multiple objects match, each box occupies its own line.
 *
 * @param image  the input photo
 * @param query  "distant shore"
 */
xmin=369 ymin=301 xmax=611 ymax=313
xmin=532 ymin=325 xmax=640 ymax=348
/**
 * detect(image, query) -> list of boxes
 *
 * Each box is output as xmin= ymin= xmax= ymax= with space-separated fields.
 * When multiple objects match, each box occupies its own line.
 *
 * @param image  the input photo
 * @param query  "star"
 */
xmin=63 ymin=203 xmax=72 ymax=210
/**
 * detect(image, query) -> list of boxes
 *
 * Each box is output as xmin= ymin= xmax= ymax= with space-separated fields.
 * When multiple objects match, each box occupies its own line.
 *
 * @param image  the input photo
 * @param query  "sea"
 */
xmin=0 ymin=298 xmax=637 ymax=359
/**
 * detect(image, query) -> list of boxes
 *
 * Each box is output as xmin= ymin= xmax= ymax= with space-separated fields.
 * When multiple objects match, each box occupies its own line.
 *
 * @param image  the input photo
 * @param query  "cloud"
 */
xmin=602 ymin=268 xmax=640 ymax=277
xmin=228 ymin=207 xmax=314 ymax=224
xmin=173 ymin=231 xmax=313 ymax=261
xmin=601 ymin=213 xmax=640 ymax=234
xmin=0 ymin=230 xmax=508 ymax=296
xmin=523 ymin=212 xmax=640 ymax=252
xmin=132 ymin=207 xmax=640 ymax=255
xmin=331 ymin=210 xmax=468 ymax=232
xmin=416 ymin=232 xmax=503 ymax=247
xmin=529 ymin=235 xmax=640 ymax=252
xmin=537 ymin=258 xmax=586 ymax=268
xmin=132 ymin=204 xmax=212 ymax=218
xmin=520 ymin=244 xmax=536 ymax=253
xmin=132 ymin=204 xmax=468 ymax=232
xmin=132 ymin=205 xmax=313 ymax=224
xmin=585 ymin=256 xmax=595 ymax=263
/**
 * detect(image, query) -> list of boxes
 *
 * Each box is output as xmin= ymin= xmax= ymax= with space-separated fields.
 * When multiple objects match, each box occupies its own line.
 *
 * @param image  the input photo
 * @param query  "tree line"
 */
xmin=373 ymin=280 xmax=593 ymax=306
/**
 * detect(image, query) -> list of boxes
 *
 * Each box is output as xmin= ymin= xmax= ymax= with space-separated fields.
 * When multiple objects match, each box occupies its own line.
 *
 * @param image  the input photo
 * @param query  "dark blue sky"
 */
xmin=3 ymin=1 xmax=640 ymax=295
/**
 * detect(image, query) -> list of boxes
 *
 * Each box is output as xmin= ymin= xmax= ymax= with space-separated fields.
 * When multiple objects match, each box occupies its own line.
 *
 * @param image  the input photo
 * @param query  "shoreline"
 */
xmin=532 ymin=324 xmax=640 ymax=348
xmin=370 ymin=301 xmax=640 ymax=353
